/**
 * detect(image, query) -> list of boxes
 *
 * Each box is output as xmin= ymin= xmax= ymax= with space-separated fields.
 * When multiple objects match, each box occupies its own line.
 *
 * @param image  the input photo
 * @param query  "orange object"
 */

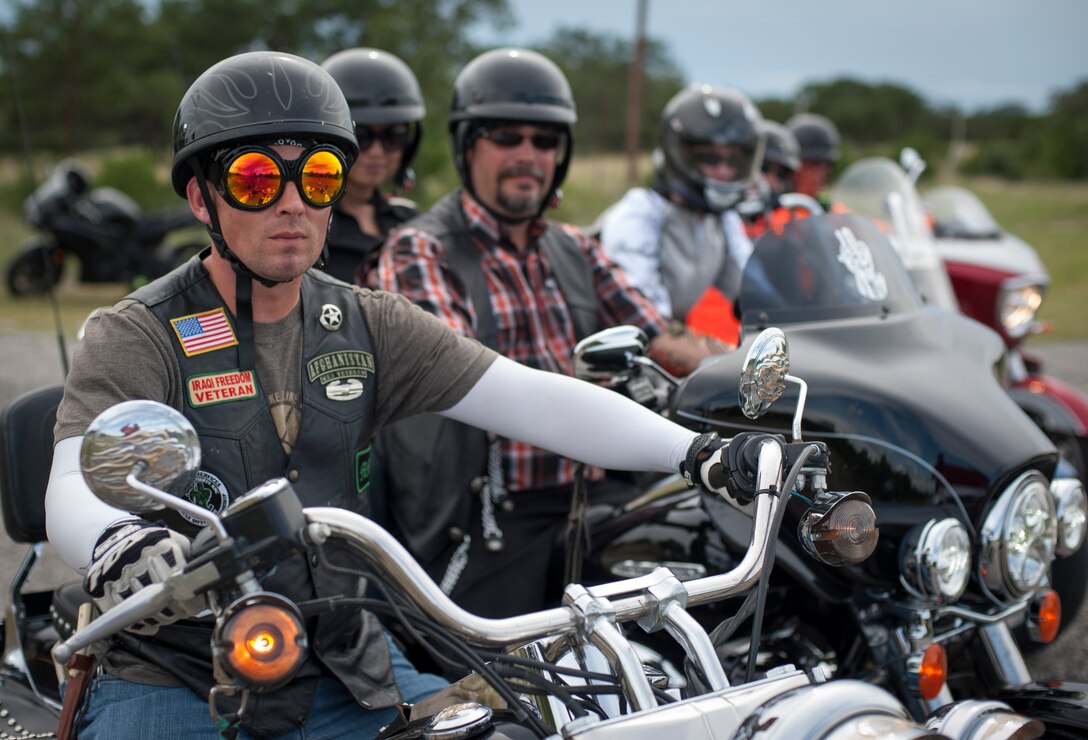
xmin=685 ymin=286 xmax=739 ymax=347
xmin=1034 ymin=590 xmax=1062 ymax=644
xmin=917 ymin=643 xmax=947 ymax=701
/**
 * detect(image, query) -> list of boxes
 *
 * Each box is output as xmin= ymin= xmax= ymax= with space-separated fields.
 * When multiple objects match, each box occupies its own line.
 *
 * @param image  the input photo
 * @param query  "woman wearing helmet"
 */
xmin=598 ymin=84 xmax=764 ymax=346
xmin=44 ymin=49 xmax=744 ymax=740
xmin=321 ymin=47 xmax=425 ymax=284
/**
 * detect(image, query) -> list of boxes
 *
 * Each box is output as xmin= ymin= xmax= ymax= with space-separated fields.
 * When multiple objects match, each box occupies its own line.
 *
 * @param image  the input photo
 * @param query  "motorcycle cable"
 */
xmin=299 ymin=544 xmax=555 ymax=737
xmin=744 ymin=443 xmax=819 ymax=684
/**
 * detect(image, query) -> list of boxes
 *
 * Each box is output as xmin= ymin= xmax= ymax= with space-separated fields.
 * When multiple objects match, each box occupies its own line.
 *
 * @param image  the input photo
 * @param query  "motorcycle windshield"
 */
xmin=923 ymin=186 xmax=1003 ymax=239
xmin=830 ymin=157 xmax=959 ymax=310
xmin=738 ymin=211 xmax=923 ymax=326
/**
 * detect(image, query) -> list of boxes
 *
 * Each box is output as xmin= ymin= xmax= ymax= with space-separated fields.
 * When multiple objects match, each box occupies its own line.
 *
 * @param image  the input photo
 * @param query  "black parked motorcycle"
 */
xmin=6 ymin=159 xmax=203 ymax=296
xmin=575 ymin=212 xmax=1088 ymax=735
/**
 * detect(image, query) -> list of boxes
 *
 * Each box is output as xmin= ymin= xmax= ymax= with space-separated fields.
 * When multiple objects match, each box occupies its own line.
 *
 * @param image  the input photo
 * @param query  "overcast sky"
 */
xmin=473 ymin=0 xmax=1088 ymax=113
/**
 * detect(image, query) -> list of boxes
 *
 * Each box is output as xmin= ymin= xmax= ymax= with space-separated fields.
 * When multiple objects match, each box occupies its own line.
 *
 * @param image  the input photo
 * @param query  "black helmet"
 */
xmin=658 ymin=84 xmax=763 ymax=213
xmin=448 ymin=48 xmax=577 ymax=216
xmin=171 ymin=51 xmax=358 ymax=197
xmin=322 ymin=48 xmax=424 ymax=191
xmin=759 ymin=120 xmax=801 ymax=173
xmin=786 ymin=113 xmax=840 ymax=163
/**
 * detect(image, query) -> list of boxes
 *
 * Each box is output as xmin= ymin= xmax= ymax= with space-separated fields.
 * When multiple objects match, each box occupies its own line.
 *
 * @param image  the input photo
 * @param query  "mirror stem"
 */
xmin=125 ymin=467 xmax=230 ymax=541
xmin=785 ymin=375 xmax=807 ymax=442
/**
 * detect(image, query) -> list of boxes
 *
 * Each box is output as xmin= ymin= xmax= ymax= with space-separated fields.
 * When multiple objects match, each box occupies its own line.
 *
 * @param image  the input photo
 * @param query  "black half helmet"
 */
xmin=448 ymin=48 xmax=577 ymax=211
xmin=759 ymin=120 xmax=801 ymax=172
xmin=171 ymin=51 xmax=358 ymax=197
xmin=322 ymin=47 xmax=425 ymax=191
xmin=786 ymin=112 xmax=841 ymax=163
xmin=659 ymin=84 xmax=764 ymax=213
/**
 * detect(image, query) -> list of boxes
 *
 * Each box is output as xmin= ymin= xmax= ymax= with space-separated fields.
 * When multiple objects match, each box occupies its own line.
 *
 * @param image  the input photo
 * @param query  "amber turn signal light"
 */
xmin=916 ymin=643 xmax=947 ymax=701
xmin=1028 ymin=589 xmax=1061 ymax=644
xmin=213 ymin=593 xmax=308 ymax=691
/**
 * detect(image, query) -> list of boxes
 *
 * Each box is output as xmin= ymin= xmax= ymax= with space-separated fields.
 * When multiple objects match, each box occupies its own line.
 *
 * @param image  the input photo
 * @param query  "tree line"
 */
xmin=2 ymin=0 xmax=1085 ymax=183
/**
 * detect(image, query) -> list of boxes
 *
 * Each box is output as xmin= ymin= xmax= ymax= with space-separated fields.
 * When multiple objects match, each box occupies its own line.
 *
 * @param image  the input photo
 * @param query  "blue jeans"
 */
xmin=75 ymin=633 xmax=447 ymax=739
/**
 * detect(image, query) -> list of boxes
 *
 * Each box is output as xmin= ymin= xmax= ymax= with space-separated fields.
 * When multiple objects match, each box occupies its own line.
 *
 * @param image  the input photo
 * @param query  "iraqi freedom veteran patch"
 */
xmin=187 ymin=370 xmax=259 ymax=407
xmin=170 ymin=308 xmax=238 ymax=357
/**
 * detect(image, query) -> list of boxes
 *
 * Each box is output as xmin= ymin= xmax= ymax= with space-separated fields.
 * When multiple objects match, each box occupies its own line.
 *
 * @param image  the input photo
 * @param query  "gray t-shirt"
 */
xmin=56 ymin=285 xmax=496 ymax=443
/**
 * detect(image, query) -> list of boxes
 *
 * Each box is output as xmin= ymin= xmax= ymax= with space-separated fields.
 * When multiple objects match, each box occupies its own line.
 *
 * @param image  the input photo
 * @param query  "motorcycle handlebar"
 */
xmin=55 ymin=440 xmax=787 ymax=681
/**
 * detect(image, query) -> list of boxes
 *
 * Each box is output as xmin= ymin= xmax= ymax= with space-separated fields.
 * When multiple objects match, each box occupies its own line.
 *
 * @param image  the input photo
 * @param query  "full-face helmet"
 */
xmin=658 ymin=84 xmax=764 ymax=213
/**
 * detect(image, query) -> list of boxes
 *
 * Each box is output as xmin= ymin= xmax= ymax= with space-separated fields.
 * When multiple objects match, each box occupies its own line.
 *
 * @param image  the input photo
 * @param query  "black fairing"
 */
xmin=606 ymin=214 xmax=1058 ymax=591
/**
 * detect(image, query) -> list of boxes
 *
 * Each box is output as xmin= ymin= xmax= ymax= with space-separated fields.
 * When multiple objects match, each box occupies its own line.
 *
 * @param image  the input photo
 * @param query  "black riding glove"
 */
xmin=681 ymin=431 xmax=787 ymax=505
xmin=84 ymin=519 xmax=204 ymax=635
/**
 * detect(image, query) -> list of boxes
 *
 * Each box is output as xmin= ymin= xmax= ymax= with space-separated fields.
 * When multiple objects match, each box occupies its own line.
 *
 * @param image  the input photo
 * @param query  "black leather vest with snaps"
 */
xmin=122 ymin=261 xmax=397 ymax=737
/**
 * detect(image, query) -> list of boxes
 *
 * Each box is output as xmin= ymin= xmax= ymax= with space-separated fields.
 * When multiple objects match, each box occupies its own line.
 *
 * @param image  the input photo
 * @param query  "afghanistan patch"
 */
xmin=306 ymin=351 xmax=375 ymax=401
xmin=186 ymin=370 xmax=259 ymax=408
xmin=180 ymin=470 xmax=230 ymax=525
xmin=169 ymin=308 xmax=238 ymax=357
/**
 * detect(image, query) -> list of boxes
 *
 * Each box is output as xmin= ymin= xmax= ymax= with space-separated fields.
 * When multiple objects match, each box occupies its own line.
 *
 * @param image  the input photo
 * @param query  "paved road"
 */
xmin=1 ymin=331 xmax=1086 ymax=680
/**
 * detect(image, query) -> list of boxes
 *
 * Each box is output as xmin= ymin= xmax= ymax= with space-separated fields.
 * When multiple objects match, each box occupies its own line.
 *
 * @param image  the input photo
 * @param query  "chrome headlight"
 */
xmin=901 ymin=518 xmax=971 ymax=604
xmin=979 ymin=471 xmax=1057 ymax=598
xmin=997 ymin=277 xmax=1045 ymax=339
xmin=1051 ymin=477 xmax=1088 ymax=556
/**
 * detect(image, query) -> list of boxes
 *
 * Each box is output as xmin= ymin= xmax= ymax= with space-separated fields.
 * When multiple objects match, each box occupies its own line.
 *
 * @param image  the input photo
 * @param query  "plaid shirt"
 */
xmin=378 ymin=190 xmax=667 ymax=492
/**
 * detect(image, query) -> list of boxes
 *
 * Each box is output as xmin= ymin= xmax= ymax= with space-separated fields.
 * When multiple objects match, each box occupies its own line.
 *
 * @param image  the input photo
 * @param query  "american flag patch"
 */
xmin=169 ymin=308 xmax=238 ymax=357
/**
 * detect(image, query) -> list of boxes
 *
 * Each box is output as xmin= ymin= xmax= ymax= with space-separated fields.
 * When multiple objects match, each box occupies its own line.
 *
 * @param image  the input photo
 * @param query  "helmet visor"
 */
xmin=679 ymin=141 xmax=758 ymax=186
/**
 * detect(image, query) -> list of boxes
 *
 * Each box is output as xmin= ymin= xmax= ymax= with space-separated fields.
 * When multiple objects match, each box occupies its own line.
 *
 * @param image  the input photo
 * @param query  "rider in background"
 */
xmin=745 ymin=119 xmax=806 ymax=239
xmin=321 ymin=48 xmax=424 ymax=285
xmin=598 ymin=84 xmax=764 ymax=347
xmin=785 ymin=112 xmax=841 ymax=207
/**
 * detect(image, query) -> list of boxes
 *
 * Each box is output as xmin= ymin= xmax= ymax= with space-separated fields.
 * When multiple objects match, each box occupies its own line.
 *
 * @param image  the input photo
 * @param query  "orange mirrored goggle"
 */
xmin=214 ymin=146 xmax=347 ymax=211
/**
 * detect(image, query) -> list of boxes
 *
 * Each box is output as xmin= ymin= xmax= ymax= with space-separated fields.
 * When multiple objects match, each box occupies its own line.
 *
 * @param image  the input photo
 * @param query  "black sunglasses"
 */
xmin=477 ymin=127 xmax=563 ymax=151
xmin=356 ymin=124 xmax=412 ymax=152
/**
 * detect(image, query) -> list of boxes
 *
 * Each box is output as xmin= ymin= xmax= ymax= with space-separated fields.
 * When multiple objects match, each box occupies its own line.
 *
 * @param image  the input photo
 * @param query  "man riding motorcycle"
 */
xmin=43 ymin=50 xmax=748 ymax=739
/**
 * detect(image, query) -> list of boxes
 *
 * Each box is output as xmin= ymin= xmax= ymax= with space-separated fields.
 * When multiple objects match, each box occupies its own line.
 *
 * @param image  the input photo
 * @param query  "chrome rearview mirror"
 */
xmin=573 ymin=325 xmax=649 ymax=382
xmin=738 ymin=327 xmax=808 ymax=441
xmin=80 ymin=400 xmax=201 ymax=514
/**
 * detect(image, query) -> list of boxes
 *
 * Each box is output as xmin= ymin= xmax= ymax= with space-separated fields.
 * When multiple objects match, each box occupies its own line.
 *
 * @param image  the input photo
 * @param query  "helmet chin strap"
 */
xmin=189 ymin=159 xmax=295 ymax=371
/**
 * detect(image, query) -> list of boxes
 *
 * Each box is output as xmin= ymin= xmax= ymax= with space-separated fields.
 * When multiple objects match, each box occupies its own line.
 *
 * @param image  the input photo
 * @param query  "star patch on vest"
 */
xmin=181 ymin=470 xmax=230 ymax=525
xmin=306 ymin=351 xmax=375 ymax=402
xmin=169 ymin=308 xmax=238 ymax=357
xmin=186 ymin=370 xmax=259 ymax=408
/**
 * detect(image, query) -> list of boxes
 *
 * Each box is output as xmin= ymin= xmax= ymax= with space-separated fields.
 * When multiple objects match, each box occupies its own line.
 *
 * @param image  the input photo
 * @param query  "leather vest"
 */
xmin=378 ymin=192 xmax=599 ymax=572
xmin=657 ymin=200 xmax=743 ymax=320
xmin=119 ymin=261 xmax=398 ymax=737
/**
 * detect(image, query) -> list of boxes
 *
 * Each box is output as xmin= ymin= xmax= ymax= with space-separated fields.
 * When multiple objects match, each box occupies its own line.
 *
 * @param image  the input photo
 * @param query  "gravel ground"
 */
xmin=1 ymin=331 xmax=1087 ymax=681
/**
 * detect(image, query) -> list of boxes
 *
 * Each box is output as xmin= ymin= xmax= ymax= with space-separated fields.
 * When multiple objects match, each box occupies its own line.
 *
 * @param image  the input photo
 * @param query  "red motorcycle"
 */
xmin=923 ymin=184 xmax=1088 ymax=482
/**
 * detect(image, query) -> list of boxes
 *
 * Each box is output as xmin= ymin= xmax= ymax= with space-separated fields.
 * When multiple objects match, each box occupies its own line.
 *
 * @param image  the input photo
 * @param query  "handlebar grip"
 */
xmin=52 ymin=582 xmax=170 ymax=664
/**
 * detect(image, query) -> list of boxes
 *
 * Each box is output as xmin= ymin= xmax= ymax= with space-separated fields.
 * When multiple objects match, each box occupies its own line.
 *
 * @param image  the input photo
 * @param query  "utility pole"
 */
xmin=624 ymin=0 xmax=649 ymax=184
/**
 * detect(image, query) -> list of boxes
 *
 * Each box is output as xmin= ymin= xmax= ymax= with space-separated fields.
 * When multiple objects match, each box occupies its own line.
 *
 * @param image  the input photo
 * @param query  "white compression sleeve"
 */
xmin=45 ymin=436 xmax=136 ymax=574
xmin=441 ymin=355 xmax=697 ymax=474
